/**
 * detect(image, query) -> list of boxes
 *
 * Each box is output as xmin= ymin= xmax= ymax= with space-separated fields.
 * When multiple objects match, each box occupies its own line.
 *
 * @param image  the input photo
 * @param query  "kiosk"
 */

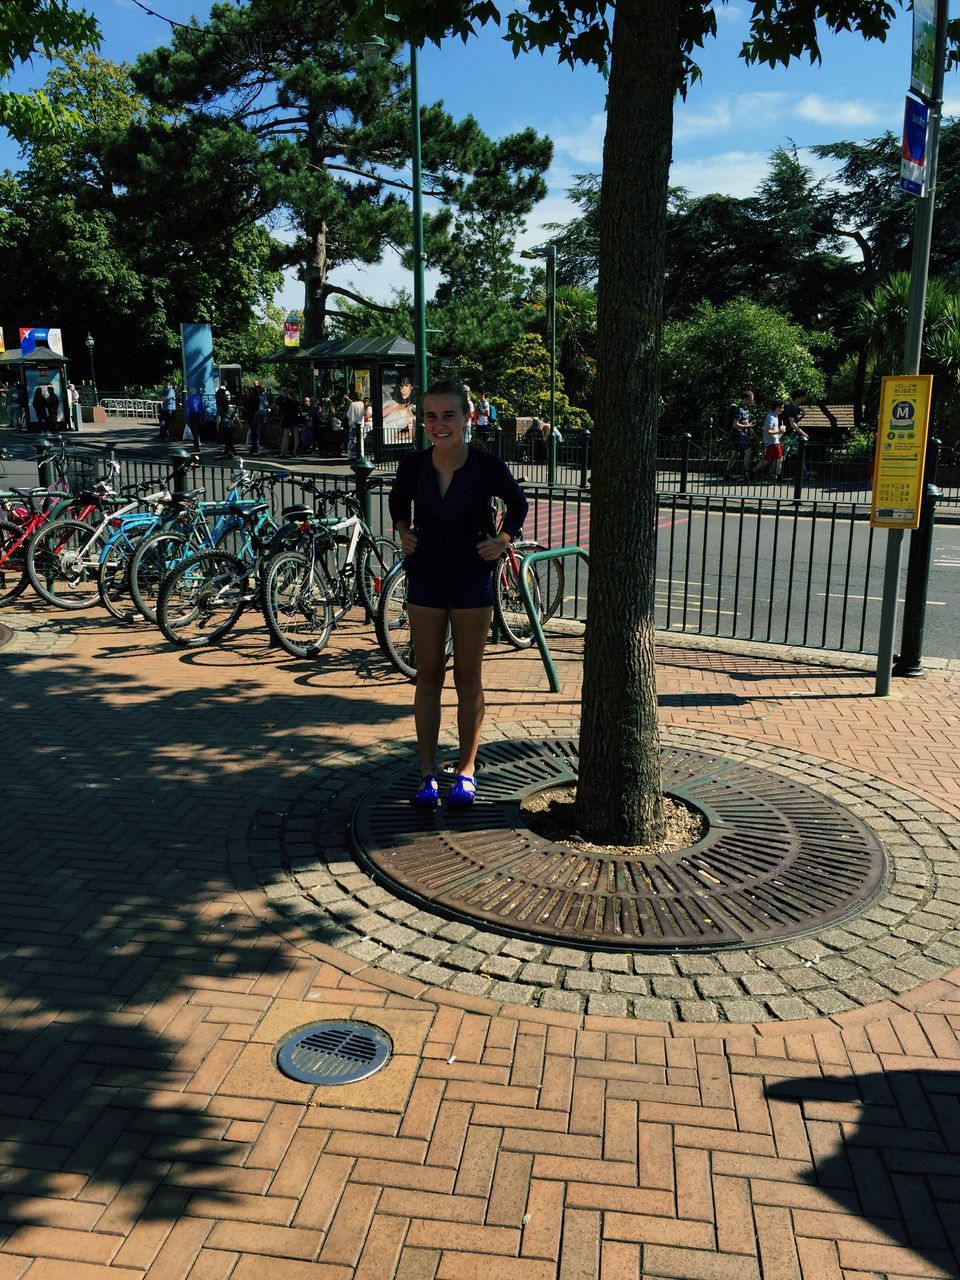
xmin=0 ymin=345 xmax=71 ymax=432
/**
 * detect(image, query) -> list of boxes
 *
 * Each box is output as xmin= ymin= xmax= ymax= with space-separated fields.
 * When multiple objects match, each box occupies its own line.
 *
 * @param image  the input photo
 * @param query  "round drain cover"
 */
xmin=275 ymin=1021 xmax=392 ymax=1085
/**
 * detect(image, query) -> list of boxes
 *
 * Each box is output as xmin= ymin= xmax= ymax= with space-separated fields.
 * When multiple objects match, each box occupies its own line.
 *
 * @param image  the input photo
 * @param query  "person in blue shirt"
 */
xmin=184 ymin=388 xmax=205 ymax=444
xmin=388 ymin=380 xmax=528 ymax=810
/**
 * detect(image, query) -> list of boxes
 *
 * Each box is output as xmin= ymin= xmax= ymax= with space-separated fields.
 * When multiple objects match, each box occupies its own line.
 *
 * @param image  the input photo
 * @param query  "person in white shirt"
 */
xmin=763 ymin=397 xmax=786 ymax=481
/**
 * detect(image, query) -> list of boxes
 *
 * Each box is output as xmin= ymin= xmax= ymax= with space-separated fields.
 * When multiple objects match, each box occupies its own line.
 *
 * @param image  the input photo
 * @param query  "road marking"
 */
xmin=817 ymin=592 xmax=945 ymax=606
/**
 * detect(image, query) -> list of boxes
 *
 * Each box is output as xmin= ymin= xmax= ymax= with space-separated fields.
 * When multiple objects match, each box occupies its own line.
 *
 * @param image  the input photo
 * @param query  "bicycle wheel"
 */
xmin=494 ymin=543 xmax=565 ymax=649
xmin=358 ymin=536 xmax=401 ymax=617
xmin=26 ymin=519 xmax=103 ymax=609
xmin=157 ymin=550 xmax=248 ymax=647
xmin=97 ymin=535 xmax=140 ymax=620
xmin=128 ymin=530 xmax=188 ymax=622
xmin=0 ymin=519 xmax=29 ymax=605
xmin=261 ymin=550 xmax=334 ymax=658
xmin=375 ymin=563 xmax=417 ymax=678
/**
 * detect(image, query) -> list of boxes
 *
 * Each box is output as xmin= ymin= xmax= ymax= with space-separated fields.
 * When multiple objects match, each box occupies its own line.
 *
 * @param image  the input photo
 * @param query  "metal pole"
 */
xmin=876 ymin=0 xmax=949 ymax=696
xmin=410 ymin=42 xmax=428 ymax=450
xmin=893 ymin=436 xmax=941 ymax=676
xmin=547 ymin=244 xmax=557 ymax=486
xmin=679 ymin=433 xmax=691 ymax=495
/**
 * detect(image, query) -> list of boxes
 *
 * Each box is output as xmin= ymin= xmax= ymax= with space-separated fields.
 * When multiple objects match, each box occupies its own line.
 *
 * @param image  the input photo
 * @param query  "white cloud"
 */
xmin=674 ymin=101 xmax=734 ymax=140
xmin=551 ymin=113 xmax=606 ymax=166
xmin=943 ymin=95 xmax=960 ymax=117
xmin=794 ymin=94 xmax=883 ymax=126
xmin=712 ymin=3 xmax=744 ymax=21
xmin=669 ymin=149 xmax=771 ymax=198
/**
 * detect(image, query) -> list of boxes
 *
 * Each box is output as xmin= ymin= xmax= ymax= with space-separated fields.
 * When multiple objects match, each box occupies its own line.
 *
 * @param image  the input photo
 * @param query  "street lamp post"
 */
xmin=363 ymin=33 xmax=428 ymax=448
xmin=521 ymin=244 xmax=557 ymax=484
xmin=85 ymin=332 xmax=98 ymax=405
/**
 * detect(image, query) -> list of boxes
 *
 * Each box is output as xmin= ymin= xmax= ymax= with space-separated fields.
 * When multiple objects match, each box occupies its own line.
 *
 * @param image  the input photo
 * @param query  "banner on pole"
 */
xmin=900 ymin=94 xmax=930 ymax=196
xmin=911 ymin=0 xmax=937 ymax=100
xmin=870 ymin=374 xmax=934 ymax=530
xmin=283 ymin=316 xmax=301 ymax=347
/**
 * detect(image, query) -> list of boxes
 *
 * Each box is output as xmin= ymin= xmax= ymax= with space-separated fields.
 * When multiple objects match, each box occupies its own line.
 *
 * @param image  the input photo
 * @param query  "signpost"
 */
xmin=870 ymin=375 xmax=934 ymax=530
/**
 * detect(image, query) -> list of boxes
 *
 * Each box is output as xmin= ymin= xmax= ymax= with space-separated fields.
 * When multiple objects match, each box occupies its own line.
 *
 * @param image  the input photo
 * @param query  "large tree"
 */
xmin=1 ymin=0 xmax=99 ymax=133
xmin=0 ymin=51 xmax=282 ymax=387
xmin=131 ymin=0 xmax=551 ymax=342
xmin=346 ymin=0 xmax=959 ymax=846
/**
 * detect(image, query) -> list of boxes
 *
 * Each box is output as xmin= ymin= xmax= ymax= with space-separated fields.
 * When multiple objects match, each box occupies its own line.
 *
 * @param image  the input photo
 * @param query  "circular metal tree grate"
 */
xmin=351 ymin=740 xmax=889 ymax=951
xmin=275 ymin=1021 xmax=392 ymax=1085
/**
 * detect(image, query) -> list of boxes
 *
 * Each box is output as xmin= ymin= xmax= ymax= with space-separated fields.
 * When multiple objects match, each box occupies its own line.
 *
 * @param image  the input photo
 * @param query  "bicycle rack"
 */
xmin=517 ymin=544 xmax=588 ymax=693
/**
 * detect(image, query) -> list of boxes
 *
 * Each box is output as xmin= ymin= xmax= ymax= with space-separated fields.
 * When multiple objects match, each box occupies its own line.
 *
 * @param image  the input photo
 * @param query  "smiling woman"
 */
xmin=387 ymin=379 xmax=528 ymax=810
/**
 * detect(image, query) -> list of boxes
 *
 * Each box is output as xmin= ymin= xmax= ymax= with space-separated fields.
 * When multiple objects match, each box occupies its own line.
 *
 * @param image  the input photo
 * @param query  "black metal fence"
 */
xmin=24 ymin=441 xmax=925 ymax=658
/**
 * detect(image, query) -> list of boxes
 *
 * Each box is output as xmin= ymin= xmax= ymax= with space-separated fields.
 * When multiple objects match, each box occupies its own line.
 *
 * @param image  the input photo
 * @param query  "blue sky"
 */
xmin=5 ymin=0 xmax=959 ymax=312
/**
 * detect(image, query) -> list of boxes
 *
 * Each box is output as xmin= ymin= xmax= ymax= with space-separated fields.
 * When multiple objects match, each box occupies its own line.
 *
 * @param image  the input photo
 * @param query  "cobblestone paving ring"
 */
xmin=240 ymin=722 xmax=960 ymax=1024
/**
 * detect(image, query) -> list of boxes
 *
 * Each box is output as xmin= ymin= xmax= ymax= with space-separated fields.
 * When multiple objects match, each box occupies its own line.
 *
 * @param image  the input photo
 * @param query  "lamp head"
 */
xmin=85 ymin=332 xmax=94 ymax=349
xmin=362 ymin=35 xmax=389 ymax=66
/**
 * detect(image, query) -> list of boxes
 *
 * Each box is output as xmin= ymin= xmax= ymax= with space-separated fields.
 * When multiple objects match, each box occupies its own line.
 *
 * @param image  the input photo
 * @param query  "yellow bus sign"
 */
xmin=870 ymin=374 xmax=933 ymax=529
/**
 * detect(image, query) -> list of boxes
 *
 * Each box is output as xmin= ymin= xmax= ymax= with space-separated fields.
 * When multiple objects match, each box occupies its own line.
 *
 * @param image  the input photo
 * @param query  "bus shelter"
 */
xmin=265 ymin=334 xmax=421 ymax=462
xmin=0 ymin=345 xmax=71 ymax=431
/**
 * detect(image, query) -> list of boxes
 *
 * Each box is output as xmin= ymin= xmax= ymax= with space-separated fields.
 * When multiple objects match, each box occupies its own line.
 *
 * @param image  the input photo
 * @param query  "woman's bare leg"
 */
xmin=450 ymin=606 xmax=494 ymax=777
xmin=408 ymin=603 xmax=451 ymax=776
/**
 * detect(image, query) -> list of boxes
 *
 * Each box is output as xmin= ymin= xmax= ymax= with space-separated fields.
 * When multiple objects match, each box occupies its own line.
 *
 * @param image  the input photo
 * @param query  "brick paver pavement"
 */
xmin=2 ymin=600 xmax=960 ymax=1279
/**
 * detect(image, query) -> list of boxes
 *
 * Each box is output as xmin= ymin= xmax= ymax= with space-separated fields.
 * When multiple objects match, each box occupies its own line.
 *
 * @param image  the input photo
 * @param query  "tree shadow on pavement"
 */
xmin=766 ymin=1071 xmax=960 ymax=1279
xmin=0 ymin=638 xmax=412 ymax=1237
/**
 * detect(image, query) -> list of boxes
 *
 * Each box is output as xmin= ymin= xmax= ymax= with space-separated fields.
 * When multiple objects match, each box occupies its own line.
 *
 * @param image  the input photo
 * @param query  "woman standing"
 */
xmin=388 ymin=380 xmax=528 ymax=809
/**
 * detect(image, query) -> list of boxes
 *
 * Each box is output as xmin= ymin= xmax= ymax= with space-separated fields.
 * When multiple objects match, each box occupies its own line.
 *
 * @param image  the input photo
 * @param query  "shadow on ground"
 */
xmin=767 ymin=1072 xmax=960 ymax=1278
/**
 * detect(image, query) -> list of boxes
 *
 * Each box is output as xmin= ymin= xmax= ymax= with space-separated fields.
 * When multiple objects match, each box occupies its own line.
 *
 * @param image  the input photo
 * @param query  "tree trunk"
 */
xmin=575 ymin=0 xmax=680 ymax=845
xmin=302 ymin=217 xmax=329 ymax=345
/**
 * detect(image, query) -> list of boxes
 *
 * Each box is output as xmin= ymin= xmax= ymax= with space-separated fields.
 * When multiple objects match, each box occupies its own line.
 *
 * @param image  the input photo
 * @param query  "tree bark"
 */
xmin=302 ymin=217 xmax=329 ymax=345
xmin=576 ymin=0 xmax=680 ymax=845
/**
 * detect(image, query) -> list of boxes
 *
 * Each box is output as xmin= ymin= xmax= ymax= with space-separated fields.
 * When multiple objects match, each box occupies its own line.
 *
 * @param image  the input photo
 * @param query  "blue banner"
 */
xmin=901 ymin=94 xmax=929 ymax=196
xmin=180 ymin=323 xmax=216 ymax=399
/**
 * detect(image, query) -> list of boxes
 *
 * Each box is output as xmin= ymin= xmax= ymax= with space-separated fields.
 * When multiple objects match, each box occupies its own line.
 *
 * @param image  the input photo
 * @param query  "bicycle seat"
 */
xmin=170 ymin=488 xmax=204 ymax=502
xmin=281 ymin=504 xmax=313 ymax=520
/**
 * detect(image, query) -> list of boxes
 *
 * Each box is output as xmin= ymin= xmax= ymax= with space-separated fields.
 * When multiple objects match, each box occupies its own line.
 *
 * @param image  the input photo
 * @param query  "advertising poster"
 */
xmin=25 ymin=366 xmax=67 ymax=428
xmin=380 ymin=366 xmax=415 ymax=444
xmin=180 ymin=323 xmax=216 ymax=399
xmin=19 ymin=327 xmax=63 ymax=355
xmin=870 ymin=374 xmax=934 ymax=529
xmin=911 ymin=0 xmax=937 ymax=100
xmin=283 ymin=317 xmax=301 ymax=347
xmin=900 ymin=95 xmax=929 ymax=196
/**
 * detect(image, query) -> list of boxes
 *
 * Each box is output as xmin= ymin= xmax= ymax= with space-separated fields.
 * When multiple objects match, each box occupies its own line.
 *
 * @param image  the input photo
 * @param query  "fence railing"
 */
xmin=49 ymin=442 xmax=923 ymax=658
xmin=100 ymin=398 xmax=160 ymax=420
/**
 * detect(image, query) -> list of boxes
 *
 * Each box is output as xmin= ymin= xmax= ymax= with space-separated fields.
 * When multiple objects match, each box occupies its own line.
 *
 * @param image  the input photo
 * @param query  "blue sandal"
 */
xmin=448 ymin=774 xmax=477 ymax=808
xmin=413 ymin=774 xmax=440 ymax=809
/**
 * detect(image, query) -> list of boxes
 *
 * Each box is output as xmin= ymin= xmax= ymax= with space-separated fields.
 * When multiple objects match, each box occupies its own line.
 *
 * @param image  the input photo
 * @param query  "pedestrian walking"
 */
xmin=276 ymin=389 xmax=299 ymax=457
xmin=32 ymin=385 xmax=48 ymax=430
xmin=387 ymin=379 xmax=528 ymax=810
xmin=724 ymin=390 xmax=755 ymax=479
xmin=763 ymin=398 xmax=786 ymax=480
xmin=215 ymin=384 xmax=237 ymax=458
xmin=184 ymin=388 xmax=204 ymax=444
xmin=45 ymin=386 xmax=61 ymax=431
xmin=346 ymin=388 xmax=365 ymax=461
xmin=67 ymin=383 xmax=82 ymax=431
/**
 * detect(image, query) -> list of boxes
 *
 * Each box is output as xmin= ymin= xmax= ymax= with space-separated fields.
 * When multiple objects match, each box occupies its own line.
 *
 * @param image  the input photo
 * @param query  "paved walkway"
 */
xmin=2 ymin=598 xmax=960 ymax=1279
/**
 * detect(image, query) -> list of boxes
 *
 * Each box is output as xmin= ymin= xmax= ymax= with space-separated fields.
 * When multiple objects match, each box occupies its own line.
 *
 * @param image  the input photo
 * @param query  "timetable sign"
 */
xmin=870 ymin=374 xmax=933 ymax=529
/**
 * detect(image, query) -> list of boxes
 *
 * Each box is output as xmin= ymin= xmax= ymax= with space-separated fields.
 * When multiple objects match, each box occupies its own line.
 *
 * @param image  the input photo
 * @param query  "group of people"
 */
xmin=4 ymin=381 xmax=82 ymax=432
xmin=725 ymin=388 xmax=830 ymax=480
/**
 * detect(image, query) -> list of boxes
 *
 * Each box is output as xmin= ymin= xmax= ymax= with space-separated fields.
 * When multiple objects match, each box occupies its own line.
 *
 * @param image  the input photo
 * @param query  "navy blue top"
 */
xmin=388 ymin=447 xmax=529 ymax=584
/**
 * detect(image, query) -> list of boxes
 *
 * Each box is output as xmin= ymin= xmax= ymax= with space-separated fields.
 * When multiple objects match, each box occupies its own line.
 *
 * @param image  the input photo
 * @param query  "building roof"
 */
xmin=0 ymin=345 xmax=70 ymax=366
xmin=262 ymin=335 xmax=422 ymax=365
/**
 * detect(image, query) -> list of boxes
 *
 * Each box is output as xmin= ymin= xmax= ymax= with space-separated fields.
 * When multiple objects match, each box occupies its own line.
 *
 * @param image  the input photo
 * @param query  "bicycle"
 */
xmin=374 ymin=539 xmax=564 ymax=679
xmin=25 ymin=474 xmax=173 ymax=611
xmin=0 ymin=449 xmax=124 ymax=606
xmin=126 ymin=463 xmax=277 ymax=623
xmin=155 ymin=481 xmax=289 ymax=648
xmin=260 ymin=487 xmax=399 ymax=658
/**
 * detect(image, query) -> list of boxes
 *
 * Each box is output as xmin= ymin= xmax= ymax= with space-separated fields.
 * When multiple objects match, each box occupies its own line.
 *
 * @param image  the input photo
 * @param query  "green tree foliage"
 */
xmin=660 ymin=298 xmax=829 ymax=433
xmin=1 ymin=0 xmax=100 ymax=134
xmin=352 ymin=0 xmax=951 ymax=844
xmin=132 ymin=0 xmax=551 ymax=342
xmin=0 ymin=51 xmax=281 ymax=387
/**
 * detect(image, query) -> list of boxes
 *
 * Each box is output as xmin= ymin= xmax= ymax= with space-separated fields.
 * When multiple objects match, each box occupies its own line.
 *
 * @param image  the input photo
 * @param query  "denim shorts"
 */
xmin=406 ymin=575 xmax=494 ymax=610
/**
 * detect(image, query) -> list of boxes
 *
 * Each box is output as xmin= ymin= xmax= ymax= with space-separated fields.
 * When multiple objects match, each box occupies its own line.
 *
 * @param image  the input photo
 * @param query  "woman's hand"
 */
xmin=400 ymin=528 xmax=418 ymax=555
xmin=476 ymin=535 xmax=507 ymax=562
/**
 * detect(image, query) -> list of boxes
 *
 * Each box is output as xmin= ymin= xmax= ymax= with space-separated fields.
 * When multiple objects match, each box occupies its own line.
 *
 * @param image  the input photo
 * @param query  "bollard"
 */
xmin=169 ymin=446 xmax=197 ymax=497
xmin=679 ymin=433 xmax=692 ymax=495
xmin=579 ymin=430 xmax=591 ymax=489
xmin=351 ymin=455 xmax=376 ymax=529
xmin=894 ymin=436 xmax=941 ymax=677
xmin=792 ymin=436 xmax=806 ymax=501
xmin=34 ymin=437 xmax=57 ymax=488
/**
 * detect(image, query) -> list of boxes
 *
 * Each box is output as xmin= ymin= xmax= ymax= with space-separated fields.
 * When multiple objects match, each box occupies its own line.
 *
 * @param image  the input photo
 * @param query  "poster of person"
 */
xmin=381 ymin=367 xmax=414 ymax=444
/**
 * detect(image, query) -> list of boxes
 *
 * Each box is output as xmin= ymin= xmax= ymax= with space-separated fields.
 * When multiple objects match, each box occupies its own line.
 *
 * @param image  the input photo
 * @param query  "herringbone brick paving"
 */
xmin=1 ymin=602 xmax=960 ymax=1278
